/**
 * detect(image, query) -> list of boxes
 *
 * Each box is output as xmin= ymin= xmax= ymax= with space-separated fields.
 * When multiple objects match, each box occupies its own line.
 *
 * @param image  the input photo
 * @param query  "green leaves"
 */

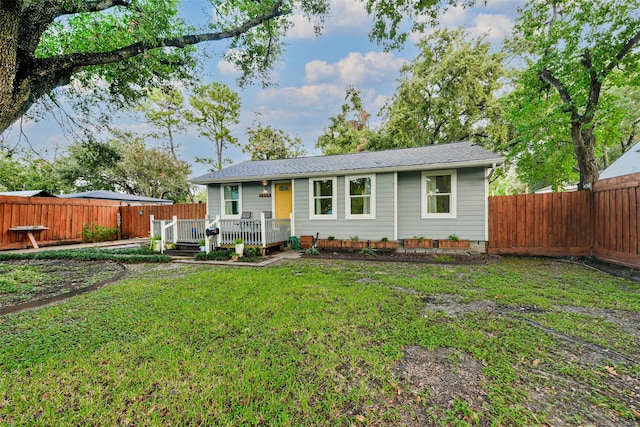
xmin=503 ymin=0 xmax=640 ymax=188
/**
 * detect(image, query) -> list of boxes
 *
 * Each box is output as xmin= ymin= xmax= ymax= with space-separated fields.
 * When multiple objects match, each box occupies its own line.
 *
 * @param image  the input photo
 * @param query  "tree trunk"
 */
xmin=0 ymin=2 xmax=22 ymax=132
xmin=570 ymin=122 xmax=599 ymax=189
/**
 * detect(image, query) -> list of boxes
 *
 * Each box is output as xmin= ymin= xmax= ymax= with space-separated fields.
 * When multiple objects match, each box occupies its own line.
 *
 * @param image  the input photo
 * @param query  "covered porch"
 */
xmin=151 ymin=213 xmax=291 ymax=255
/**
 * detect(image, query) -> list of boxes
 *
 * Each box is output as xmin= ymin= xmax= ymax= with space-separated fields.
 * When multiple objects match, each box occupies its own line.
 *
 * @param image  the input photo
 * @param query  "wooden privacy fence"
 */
xmin=0 ymin=195 xmax=120 ymax=250
xmin=120 ymin=203 xmax=206 ymax=238
xmin=488 ymin=172 xmax=640 ymax=268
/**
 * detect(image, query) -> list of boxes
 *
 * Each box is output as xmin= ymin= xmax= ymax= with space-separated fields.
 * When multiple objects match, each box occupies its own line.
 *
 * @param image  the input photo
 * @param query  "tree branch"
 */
xmin=538 ymin=68 xmax=578 ymax=120
xmin=20 ymin=0 xmax=132 ymax=56
xmin=29 ymin=3 xmax=288 ymax=81
xmin=605 ymin=27 xmax=640 ymax=76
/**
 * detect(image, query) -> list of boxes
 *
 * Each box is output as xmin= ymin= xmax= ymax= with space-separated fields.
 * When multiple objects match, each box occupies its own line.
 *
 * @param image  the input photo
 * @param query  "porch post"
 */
xmin=171 ymin=215 xmax=178 ymax=243
xmin=149 ymin=214 xmax=155 ymax=237
xmin=160 ymin=220 xmax=166 ymax=253
xmin=260 ymin=212 xmax=267 ymax=249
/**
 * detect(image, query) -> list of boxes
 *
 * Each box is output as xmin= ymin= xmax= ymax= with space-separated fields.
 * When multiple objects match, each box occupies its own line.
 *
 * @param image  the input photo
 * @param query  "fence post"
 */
xmin=149 ymin=214 xmax=155 ymax=237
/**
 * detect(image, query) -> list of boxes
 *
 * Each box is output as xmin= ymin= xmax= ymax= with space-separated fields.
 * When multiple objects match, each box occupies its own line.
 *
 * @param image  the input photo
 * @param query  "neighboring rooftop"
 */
xmin=599 ymin=142 xmax=640 ymax=180
xmin=192 ymin=141 xmax=503 ymax=184
xmin=0 ymin=190 xmax=57 ymax=197
xmin=60 ymin=190 xmax=173 ymax=205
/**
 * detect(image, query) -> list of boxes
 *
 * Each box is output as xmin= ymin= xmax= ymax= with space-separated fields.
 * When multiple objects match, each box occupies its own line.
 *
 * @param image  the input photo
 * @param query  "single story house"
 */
xmin=191 ymin=141 xmax=503 ymax=246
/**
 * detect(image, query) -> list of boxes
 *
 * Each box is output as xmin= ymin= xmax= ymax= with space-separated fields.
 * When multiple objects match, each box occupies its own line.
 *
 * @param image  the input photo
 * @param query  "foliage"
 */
xmin=0 ymin=248 xmax=172 ymax=263
xmin=243 ymin=119 xmax=306 ymax=160
xmin=0 ymin=0 xmax=294 ymax=133
xmin=54 ymin=138 xmax=122 ymax=193
xmin=359 ymin=247 xmax=376 ymax=256
xmin=81 ymin=223 xmax=119 ymax=243
xmin=194 ymin=249 xmax=233 ymax=261
xmin=0 ymin=258 xmax=638 ymax=424
xmin=186 ymin=83 xmax=241 ymax=171
xmin=448 ymin=233 xmax=459 ymax=242
xmin=316 ymin=86 xmax=379 ymax=154
xmin=0 ymin=144 xmax=62 ymax=193
xmin=304 ymin=246 xmax=321 ymax=255
xmin=502 ymin=0 xmax=640 ymax=188
xmin=0 ymin=264 xmax=49 ymax=295
xmin=109 ymin=132 xmax=192 ymax=201
xmin=137 ymin=86 xmax=187 ymax=162
xmin=242 ymin=246 xmax=262 ymax=260
xmin=378 ymin=28 xmax=506 ymax=149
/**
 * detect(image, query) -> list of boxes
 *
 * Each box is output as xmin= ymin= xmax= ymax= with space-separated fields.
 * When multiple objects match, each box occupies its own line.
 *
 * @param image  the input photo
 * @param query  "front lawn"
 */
xmin=0 ymin=257 xmax=638 ymax=426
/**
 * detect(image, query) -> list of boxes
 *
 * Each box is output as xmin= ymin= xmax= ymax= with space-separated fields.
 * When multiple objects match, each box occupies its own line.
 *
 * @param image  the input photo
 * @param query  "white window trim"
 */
xmin=220 ymin=183 xmax=242 ymax=218
xmin=421 ymin=170 xmax=457 ymax=219
xmin=345 ymin=174 xmax=376 ymax=220
xmin=309 ymin=177 xmax=337 ymax=220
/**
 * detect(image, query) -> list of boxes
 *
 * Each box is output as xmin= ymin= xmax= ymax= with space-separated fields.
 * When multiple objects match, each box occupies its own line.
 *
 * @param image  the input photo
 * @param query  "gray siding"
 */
xmin=208 ymin=168 xmax=489 ymax=241
xmin=206 ymin=182 xmax=272 ymax=219
xmin=397 ymin=167 xmax=487 ymax=241
xmin=294 ymin=173 xmax=395 ymax=240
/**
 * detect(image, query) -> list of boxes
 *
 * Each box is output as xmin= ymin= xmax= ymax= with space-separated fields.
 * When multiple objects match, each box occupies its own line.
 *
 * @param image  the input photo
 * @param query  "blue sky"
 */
xmin=6 ymin=0 xmax=524 ymax=179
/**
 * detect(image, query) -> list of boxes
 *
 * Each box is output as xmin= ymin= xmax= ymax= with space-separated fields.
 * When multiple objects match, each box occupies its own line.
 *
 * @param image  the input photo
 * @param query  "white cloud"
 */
xmin=216 ymin=58 xmax=241 ymax=76
xmin=287 ymin=0 xmax=370 ymax=39
xmin=469 ymin=13 xmax=514 ymax=41
xmin=305 ymin=51 xmax=406 ymax=85
xmin=257 ymin=84 xmax=345 ymax=109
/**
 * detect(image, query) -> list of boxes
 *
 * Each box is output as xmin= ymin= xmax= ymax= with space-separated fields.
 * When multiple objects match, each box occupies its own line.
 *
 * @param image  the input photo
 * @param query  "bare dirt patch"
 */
xmin=0 ymin=259 xmax=125 ymax=314
xmin=379 ymin=292 xmax=640 ymax=426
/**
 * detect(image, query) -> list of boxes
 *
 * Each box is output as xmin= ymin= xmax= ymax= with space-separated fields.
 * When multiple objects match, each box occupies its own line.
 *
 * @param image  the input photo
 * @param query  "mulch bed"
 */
xmin=302 ymin=249 xmax=500 ymax=264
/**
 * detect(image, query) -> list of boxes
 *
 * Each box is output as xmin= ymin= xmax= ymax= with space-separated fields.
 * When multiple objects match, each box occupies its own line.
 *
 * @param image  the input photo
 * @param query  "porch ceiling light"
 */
xmin=260 ymin=179 xmax=271 ymax=197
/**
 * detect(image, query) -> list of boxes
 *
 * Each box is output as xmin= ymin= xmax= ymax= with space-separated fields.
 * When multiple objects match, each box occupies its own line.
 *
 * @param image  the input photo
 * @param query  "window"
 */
xmin=221 ymin=184 xmax=241 ymax=217
xmin=309 ymin=177 xmax=337 ymax=219
xmin=421 ymin=170 xmax=457 ymax=218
xmin=345 ymin=175 xmax=376 ymax=219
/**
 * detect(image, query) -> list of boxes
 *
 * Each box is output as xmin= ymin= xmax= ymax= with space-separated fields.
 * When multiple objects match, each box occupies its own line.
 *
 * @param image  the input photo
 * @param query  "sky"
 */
xmin=4 ymin=0 xmax=525 ymax=180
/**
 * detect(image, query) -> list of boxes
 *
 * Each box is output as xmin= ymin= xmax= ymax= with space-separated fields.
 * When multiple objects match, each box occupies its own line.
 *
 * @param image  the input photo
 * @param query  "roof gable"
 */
xmin=192 ymin=141 xmax=503 ymax=184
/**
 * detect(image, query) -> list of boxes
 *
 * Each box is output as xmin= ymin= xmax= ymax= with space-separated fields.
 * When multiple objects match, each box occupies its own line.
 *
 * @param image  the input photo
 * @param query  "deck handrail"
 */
xmin=150 ymin=213 xmax=291 ymax=253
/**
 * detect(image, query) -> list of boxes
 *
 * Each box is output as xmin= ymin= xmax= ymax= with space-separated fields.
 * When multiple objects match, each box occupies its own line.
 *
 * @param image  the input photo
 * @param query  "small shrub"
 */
xmin=327 ymin=236 xmax=335 ymax=241
xmin=242 ymin=247 xmax=261 ymax=260
xmin=413 ymin=235 xmax=425 ymax=242
xmin=381 ymin=237 xmax=389 ymax=242
xmin=448 ymin=233 xmax=460 ymax=241
xmin=305 ymin=247 xmax=320 ymax=255
xmin=82 ymin=223 xmax=119 ymax=243
xmin=359 ymin=247 xmax=376 ymax=257
xmin=349 ymin=236 xmax=359 ymax=241
xmin=433 ymin=254 xmax=454 ymax=263
xmin=194 ymin=249 xmax=233 ymax=261
xmin=234 ymin=238 xmax=244 ymax=244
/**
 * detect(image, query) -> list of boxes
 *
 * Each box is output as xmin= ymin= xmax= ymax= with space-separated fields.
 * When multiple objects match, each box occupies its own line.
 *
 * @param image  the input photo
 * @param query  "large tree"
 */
xmin=244 ymin=119 xmax=306 ymax=160
xmin=379 ymin=27 xmax=505 ymax=149
xmin=0 ymin=0 xmax=480 ymax=135
xmin=187 ymin=82 xmax=241 ymax=170
xmin=503 ymin=0 xmax=640 ymax=189
xmin=316 ymin=86 xmax=378 ymax=154
xmin=137 ymin=86 xmax=187 ymax=162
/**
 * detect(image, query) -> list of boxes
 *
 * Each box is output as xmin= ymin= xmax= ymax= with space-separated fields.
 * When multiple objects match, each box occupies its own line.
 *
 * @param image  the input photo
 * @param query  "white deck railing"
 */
xmin=151 ymin=213 xmax=291 ymax=253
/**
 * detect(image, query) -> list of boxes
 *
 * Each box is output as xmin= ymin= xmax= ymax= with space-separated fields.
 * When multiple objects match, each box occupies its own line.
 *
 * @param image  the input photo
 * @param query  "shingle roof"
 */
xmin=599 ymin=141 xmax=640 ymax=179
xmin=192 ymin=141 xmax=503 ymax=184
xmin=60 ymin=190 xmax=173 ymax=204
xmin=0 ymin=190 xmax=57 ymax=197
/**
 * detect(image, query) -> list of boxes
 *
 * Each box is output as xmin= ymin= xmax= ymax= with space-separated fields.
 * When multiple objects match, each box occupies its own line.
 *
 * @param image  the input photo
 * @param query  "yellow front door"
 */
xmin=274 ymin=181 xmax=293 ymax=219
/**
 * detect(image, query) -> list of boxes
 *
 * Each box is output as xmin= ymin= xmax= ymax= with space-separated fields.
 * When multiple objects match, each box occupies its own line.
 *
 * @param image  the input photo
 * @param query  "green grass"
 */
xmin=0 ymin=257 xmax=638 ymax=426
